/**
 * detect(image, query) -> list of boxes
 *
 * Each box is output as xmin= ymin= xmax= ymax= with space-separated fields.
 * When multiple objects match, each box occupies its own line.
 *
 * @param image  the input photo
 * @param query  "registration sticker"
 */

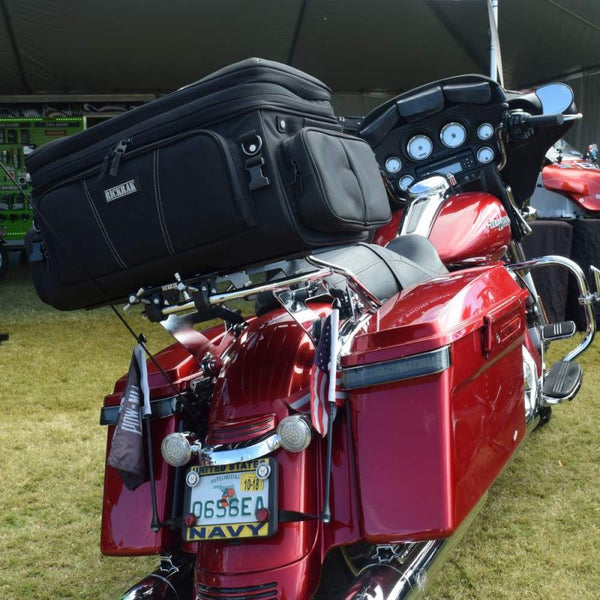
xmin=183 ymin=458 xmax=278 ymax=541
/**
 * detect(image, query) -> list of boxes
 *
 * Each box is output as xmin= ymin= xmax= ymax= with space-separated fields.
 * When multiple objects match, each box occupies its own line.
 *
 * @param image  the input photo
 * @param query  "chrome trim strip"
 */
xmin=342 ymin=346 xmax=451 ymax=391
xmin=196 ymin=434 xmax=282 ymax=466
xmin=508 ymin=256 xmax=598 ymax=362
xmin=401 ymin=175 xmax=451 ymax=237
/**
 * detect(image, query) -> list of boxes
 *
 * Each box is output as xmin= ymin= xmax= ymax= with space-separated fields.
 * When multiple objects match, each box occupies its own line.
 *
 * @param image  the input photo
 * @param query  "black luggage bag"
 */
xmin=26 ymin=58 xmax=390 ymax=310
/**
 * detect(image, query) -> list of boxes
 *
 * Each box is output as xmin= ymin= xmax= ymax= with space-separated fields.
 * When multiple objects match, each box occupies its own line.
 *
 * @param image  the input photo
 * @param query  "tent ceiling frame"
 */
xmin=0 ymin=0 xmax=30 ymax=93
xmin=424 ymin=0 xmax=488 ymax=74
xmin=0 ymin=94 xmax=157 ymax=103
xmin=287 ymin=0 xmax=309 ymax=65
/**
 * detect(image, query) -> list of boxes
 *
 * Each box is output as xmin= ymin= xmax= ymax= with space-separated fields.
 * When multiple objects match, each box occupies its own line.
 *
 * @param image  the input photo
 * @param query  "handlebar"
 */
xmin=523 ymin=113 xmax=565 ymax=127
xmin=505 ymin=110 xmax=565 ymax=132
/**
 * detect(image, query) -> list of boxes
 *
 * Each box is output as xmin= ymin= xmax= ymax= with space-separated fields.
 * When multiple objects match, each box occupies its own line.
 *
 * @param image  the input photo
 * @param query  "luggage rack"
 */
xmin=123 ymin=255 xmax=383 ymax=326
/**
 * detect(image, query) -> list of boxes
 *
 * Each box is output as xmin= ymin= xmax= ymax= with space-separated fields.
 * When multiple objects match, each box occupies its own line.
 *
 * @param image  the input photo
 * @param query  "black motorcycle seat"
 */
xmin=317 ymin=240 xmax=447 ymax=301
xmin=256 ymin=238 xmax=448 ymax=315
xmin=386 ymin=234 xmax=449 ymax=276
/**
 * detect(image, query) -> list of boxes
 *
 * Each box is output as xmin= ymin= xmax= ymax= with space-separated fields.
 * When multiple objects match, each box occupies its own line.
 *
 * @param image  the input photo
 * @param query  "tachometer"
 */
xmin=477 ymin=123 xmax=494 ymax=140
xmin=477 ymin=146 xmax=495 ymax=164
xmin=406 ymin=135 xmax=433 ymax=161
xmin=440 ymin=122 xmax=467 ymax=149
xmin=398 ymin=175 xmax=414 ymax=191
xmin=385 ymin=156 xmax=402 ymax=173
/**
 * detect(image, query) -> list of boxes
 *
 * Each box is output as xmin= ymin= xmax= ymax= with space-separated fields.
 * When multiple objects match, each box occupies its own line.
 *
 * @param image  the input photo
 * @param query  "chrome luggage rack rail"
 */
xmin=123 ymin=254 xmax=383 ymax=324
xmin=161 ymin=267 xmax=334 ymax=316
xmin=508 ymin=255 xmax=600 ymax=362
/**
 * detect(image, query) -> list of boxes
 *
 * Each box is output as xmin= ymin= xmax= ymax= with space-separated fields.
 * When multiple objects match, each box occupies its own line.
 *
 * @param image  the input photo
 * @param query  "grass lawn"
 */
xmin=1 ymin=254 xmax=599 ymax=599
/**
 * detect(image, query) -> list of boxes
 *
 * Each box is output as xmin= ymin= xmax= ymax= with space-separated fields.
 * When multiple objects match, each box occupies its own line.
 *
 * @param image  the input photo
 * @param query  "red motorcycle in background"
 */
xmin=67 ymin=77 xmax=599 ymax=599
xmin=530 ymin=139 xmax=600 ymax=218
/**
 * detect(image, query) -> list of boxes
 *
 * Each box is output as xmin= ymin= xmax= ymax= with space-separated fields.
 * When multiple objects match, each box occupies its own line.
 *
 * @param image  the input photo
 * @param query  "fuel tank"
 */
xmin=542 ymin=161 xmax=600 ymax=212
xmin=429 ymin=192 xmax=511 ymax=267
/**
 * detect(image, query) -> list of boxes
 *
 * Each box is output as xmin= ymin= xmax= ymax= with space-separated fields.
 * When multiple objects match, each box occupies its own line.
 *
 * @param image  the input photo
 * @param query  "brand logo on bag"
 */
xmin=104 ymin=179 xmax=139 ymax=202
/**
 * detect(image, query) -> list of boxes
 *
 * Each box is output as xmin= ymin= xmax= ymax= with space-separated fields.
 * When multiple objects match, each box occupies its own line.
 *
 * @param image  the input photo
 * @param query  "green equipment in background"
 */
xmin=0 ymin=116 xmax=86 ymax=279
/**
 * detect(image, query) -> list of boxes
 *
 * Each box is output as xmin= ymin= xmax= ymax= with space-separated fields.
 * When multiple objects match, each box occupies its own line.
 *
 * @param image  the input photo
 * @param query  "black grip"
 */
xmin=524 ymin=113 xmax=565 ymax=127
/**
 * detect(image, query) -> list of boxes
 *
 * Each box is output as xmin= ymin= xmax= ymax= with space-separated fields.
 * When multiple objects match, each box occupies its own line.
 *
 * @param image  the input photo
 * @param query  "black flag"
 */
xmin=107 ymin=344 xmax=151 ymax=490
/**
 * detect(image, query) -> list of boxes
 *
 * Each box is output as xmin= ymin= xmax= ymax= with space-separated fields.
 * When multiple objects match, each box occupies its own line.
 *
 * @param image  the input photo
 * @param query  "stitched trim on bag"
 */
xmin=153 ymin=149 xmax=176 ymax=255
xmin=337 ymin=136 xmax=368 ymax=224
xmin=82 ymin=180 xmax=128 ymax=270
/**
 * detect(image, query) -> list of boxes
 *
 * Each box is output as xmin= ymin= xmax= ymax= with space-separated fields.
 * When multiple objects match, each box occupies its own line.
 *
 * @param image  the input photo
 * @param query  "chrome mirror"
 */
xmin=535 ymin=83 xmax=574 ymax=115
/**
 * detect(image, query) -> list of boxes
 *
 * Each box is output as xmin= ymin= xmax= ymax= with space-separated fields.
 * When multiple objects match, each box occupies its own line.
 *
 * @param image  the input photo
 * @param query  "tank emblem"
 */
xmin=488 ymin=216 xmax=511 ymax=231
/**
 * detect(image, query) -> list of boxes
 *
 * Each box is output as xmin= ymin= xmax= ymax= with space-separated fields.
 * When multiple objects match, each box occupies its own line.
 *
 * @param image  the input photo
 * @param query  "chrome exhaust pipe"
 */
xmin=343 ymin=496 xmax=485 ymax=600
xmin=120 ymin=553 xmax=194 ymax=600
xmin=343 ymin=541 xmax=441 ymax=600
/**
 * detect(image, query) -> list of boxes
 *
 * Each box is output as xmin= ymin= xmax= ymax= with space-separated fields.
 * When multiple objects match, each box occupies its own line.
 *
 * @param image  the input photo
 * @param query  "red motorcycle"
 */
xmin=530 ymin=139 xmax=600 ymax=218
xmin=93 ymin=77 xmax=598 ymax=600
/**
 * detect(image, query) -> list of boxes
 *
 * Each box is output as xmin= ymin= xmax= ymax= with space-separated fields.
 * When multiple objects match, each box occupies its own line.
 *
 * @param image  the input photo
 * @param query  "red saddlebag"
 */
xmin=342 ymin=265 xmax=529 ymax=542
xmin=99 ymin=340 xmax=203 ymax=556
xmin=25 ymin=58 xmax=390 ymax=310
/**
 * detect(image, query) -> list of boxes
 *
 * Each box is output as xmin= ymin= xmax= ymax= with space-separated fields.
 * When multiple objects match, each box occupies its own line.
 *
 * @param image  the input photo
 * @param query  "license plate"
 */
xmin=183 ymin=458 xmax=277 ymax=541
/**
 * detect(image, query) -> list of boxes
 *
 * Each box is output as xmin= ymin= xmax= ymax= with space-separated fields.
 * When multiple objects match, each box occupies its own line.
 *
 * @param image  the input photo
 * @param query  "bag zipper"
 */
xmin=97 ymin=137 xmax=132 ymax=181
xmin=37 ymin=130 xmax=245 ymax=201
xmin=108 ymin=138 xmax=132 ymax=177
xmin=290 ymin=158 xmax=304 ymax=195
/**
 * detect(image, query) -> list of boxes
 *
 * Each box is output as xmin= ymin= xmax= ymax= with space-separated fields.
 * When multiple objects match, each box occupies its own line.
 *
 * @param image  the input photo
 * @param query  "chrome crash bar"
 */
xmin=509 ymin=256 xmax=600 ymax=362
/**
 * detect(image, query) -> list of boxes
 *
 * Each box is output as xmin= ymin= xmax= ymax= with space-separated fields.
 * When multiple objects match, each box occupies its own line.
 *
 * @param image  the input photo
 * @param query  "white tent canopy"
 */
xmin=1 ymin=0 xmax=599 ymax=143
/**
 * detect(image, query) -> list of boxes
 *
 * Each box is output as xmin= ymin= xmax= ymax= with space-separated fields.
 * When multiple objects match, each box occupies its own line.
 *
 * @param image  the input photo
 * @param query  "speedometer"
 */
xmin=407 ymin=135 xmax=433 ymax=160
xmin=440 ymin=122 xmax=467 ymax=149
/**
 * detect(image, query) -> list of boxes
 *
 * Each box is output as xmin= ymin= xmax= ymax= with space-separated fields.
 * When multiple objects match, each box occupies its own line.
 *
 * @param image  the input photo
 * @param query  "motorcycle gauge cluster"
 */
xmin=440 ymin=122 xmax=467 ymax=148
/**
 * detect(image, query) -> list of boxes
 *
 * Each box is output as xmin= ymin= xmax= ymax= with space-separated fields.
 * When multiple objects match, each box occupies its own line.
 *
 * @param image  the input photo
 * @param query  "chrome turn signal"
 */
xmin=277 ymin=415 xmax=312 ymax=453
xmin=161 ymin=433 xmax=196 ymax=467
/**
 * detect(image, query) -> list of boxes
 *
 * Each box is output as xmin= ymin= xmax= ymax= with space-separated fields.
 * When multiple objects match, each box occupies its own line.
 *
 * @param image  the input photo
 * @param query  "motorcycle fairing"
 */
xmin=342 ymin=265 xmax=529 ymax=541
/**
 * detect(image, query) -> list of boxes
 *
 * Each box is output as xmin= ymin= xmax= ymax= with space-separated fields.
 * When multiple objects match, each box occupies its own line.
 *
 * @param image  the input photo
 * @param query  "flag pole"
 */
xmin=136 ymin=337 xmax=161 ymax=532
xmin=145 ymin=413 xmax=161 ymax=532
xmin=321 ymin=305 xmax=340 ymax=523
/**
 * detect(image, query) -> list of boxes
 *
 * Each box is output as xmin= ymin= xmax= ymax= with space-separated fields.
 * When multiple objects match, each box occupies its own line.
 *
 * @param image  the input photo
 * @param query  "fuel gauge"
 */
xmin=385 ymin=156 xmax=402 ymax=173
xmin=398 ymin=175 xmax=415 ymax=191
xmin=477 ymin=146 xmax=495 ymax=164
xmin=477 ymin=123 xmax=494 ymax=140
